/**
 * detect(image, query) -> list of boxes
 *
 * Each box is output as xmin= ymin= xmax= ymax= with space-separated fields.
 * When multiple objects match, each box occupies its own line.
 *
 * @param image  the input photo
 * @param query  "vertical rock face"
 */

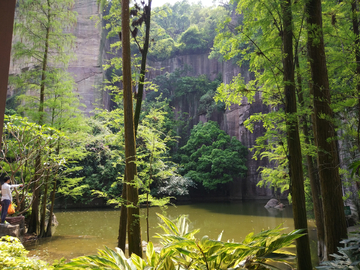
xmin=8 ymin=0 xmax=106 ymax=115
xmin=68 ymin=0 xmax=104 ymax=115
xmin=148 ymin=54 xmax=222 ymax=81
xmin=146 ymin=53 xmax=273 ymax=199
xmin=221 ymin=62 xmax=272 ymax=199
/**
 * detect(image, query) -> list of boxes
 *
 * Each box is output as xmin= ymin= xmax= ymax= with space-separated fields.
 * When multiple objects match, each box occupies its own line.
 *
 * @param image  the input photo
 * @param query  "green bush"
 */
xmin=316 ymin=233 xmax=360 ymax=269
xmin=178 ymin=25 xmax=209 ymax=55
xmin=0 ymin=236 xmax=51 ymax=269
xmin=180 ymin=121 xmax=248 ymax=190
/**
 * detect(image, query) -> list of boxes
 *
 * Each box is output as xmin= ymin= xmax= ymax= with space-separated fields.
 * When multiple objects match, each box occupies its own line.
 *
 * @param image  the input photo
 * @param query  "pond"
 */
xmin=24 ymin=201 xmax=318 ymax=265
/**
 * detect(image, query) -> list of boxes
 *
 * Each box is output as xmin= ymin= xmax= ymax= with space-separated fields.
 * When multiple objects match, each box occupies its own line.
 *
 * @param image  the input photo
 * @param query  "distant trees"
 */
xmin=180 ymin=121 xmax=247 ymax=190
xmin=148 ymin=0 xmax=227 ymax=60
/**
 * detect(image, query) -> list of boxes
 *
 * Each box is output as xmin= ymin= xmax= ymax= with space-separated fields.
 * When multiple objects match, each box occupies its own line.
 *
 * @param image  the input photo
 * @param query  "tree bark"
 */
xmin=39 ymin=170 xmax=50 ymax=237
xmin=295 ymin=50 xmax=325 ymax=259
xmin=0 ymin=0 xmax=16 ymax=151
xmin=118 ymin=0 xmax=151 ymax=252
xmin=351 ymin=0 xmax=360 ymax=147
xmin=45 ymin=176 xmax=57 ymax=237
xmin=282 ymin=0 xmax=313 ymax=269
xmin=118 ymin=175 xmax=128 ymax=251
xmin=306 ymin=0 xmax=348 ymax=260
xmin=121 ymin=0 xmax=142 ymax=257
xmin=134 ymin=0 xmax=152 ymax=132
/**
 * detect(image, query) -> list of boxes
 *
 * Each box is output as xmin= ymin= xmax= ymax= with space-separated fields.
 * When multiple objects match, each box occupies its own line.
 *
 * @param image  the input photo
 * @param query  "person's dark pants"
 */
xmin=1 ymin=199 xmax=10 ymax=224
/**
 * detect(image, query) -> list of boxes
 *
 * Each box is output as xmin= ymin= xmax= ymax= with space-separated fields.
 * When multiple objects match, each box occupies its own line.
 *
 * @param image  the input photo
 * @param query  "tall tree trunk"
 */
xmin=306 ymin=0 xmax=348 ymax=260
xmin=28 ymin=1 xmax=51 ymax=234
xmin=28 ymin=163 xmax=40 ymax=234
xmin=134 ymin=0 xmax=152 ymax=132
xmin=295 ymin=50 xmax=325 ymax=259
xmin=304 ymin=128 xmax=325 ymax=258
xmin=45 ymin=175 xmax=57 ymax=237
xmin=351 ymin=0 xmax=360 ymax=147
xmin=118 ymin=0 xmax=152 ymax=251
xmin=0 ymin=0 xmax=16 ymax=151
xmin=39 ymin=170 xmax=50 ymax=238
xmin=121 ymin=0 xmax=142 ymax=257
xmin=118 ymin=174 xmax=128 ymax=251
xmin=282 ymin=0 xmax=313 ymax=269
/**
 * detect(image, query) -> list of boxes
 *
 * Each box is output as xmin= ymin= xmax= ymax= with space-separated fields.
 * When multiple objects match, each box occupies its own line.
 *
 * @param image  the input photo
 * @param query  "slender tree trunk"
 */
xmin=28 ymin=163 xmax=41 ymax=234
xmin=134 ymin=0 xmax=152 ymax=132
xmin=45 ymin=176 xmax=57 ymax=237
xmin=118 ymin=0 xmax=152 ymax=252
xmin=282 ymin=0 xmax=313 ymax=268
xmin=351 ymin=0 xmax=360 ymax=148
xmin=0 ymin=0 xmax=16 ymax=152
xmin=118 ymin=175 xmax=128 ymax=251
xmin=304 ymin=130 xmax=325 ymax=258
xmin=121 ymin=0 xmax=142 ymax=257
xmin=39 ymin=170 xmax=50 ymax=238
xmin=295 ymin=51 xmax=325 ymax=259
xmin=306 ymin=0 xmax=348 ymax=260
xmin=28 ymin=1 xmax=51 ymax=234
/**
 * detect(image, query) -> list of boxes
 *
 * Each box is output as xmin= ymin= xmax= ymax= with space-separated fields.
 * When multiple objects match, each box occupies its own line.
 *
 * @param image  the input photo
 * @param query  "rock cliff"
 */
xmin=146 ymin=54 xmax=272 ymax=199
xmin=8 ymin=0 xmax=274 ymax=200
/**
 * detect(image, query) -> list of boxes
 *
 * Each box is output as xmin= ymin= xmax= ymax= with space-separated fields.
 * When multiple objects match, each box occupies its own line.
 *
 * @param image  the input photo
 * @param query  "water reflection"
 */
xmin=24 ymin=201 xmax=316 ymax=264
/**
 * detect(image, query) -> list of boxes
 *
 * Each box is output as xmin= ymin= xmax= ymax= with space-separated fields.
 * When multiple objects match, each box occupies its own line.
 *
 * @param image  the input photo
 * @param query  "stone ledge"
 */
xmin=0 ymin=223 xmax=20 ymax=237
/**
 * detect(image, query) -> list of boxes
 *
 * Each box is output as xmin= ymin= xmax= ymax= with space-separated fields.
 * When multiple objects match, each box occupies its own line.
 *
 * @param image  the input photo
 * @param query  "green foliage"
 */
xmin=178 ymin=25 xmax=208 ymax=54
xmin=149 ymin=69 xmax=223 ymax=116
xmin=13 ymin=0 xmax=76 ymax=66
xmin=0 ymin=236 xmax=51 ymax=269
xmin=63 ymin=104 xmax=194 ymax=205
xmin=180 ymin=121 xmax=247 ymax=190
xmin=12 ymin=0 xmax=78 ymax=124
xmin=0 ymin=115 xmax=65 ymax=211
xmin=137 ymin=105 xmax=194 ymax=198
xmin=59 ymin=214 xmax=302 ymax=270
xmin=60 ymin=113 xmax=125 ymax=203
xmin=316 ymin=233 xmax=360 ymax=269
xmin=148 ymin=1 xmax=227 ymax=60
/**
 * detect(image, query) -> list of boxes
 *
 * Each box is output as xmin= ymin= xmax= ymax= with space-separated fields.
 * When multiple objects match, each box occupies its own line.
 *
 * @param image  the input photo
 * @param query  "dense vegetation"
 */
xmin=179 ymin=121 xmax=247 ymax=190
xmin=2 ymin=0 xmax=360 ymax=267
xmin=148 ymin=1 xmax=228 ymax=60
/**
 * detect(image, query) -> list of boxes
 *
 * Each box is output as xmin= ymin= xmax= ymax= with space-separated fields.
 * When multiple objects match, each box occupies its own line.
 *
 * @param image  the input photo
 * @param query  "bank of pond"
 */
xmin=21 ymin=200 xmax=319 ymax=267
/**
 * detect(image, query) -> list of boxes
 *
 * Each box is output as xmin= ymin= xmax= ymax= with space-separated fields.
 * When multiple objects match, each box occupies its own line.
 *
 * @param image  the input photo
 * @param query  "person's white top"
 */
xmin=1 ymin=183 xmax=21 ymax=202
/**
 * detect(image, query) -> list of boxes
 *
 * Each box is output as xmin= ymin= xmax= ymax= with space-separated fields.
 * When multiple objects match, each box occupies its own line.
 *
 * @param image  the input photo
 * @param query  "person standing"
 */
xmin=1 ymin=177 xmax=22 ymax=224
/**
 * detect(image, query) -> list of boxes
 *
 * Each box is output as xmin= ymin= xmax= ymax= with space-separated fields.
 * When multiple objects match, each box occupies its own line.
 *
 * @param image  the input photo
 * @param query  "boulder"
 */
xmin=0 ymin=223 xmax=20 ymax=238
xmin=265 ymin=199 xmax=281 ymax=209
xmin=6 ymin=216 xmax=26 ymax=236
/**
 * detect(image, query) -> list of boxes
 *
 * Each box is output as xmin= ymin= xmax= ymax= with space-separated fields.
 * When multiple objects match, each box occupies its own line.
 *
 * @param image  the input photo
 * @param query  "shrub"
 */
xmin=0 ymin=236 xmax=51 ymax=269
xmin=180 ymin=121 xmax=248 ymax=190
xmin=316 ymin=233 xmax=360 ymax=269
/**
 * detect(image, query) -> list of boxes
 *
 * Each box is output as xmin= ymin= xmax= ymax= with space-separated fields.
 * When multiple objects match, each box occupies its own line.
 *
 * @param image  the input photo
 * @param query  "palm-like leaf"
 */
xmin=58 ymin=246 xmax=136 ymax=270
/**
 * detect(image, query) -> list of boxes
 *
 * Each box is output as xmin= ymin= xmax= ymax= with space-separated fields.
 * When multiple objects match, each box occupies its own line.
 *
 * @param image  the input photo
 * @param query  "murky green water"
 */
xmin=24 ymin=201 xmax=317 ymax=264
